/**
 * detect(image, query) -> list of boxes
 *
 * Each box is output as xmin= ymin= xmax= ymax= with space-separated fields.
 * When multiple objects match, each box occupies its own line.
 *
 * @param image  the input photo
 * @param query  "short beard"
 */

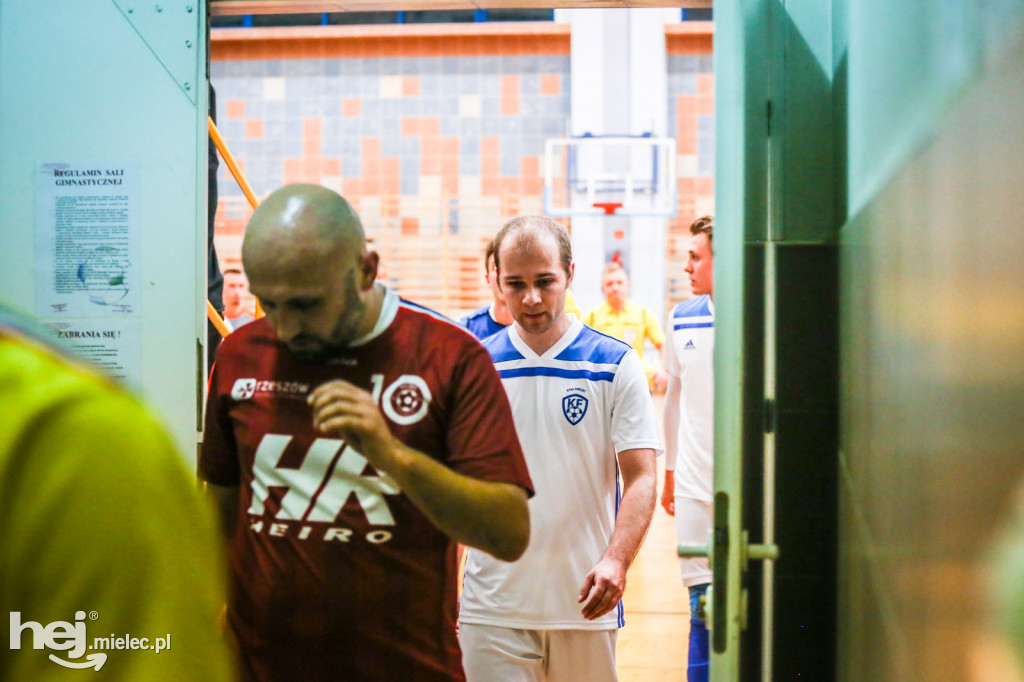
xmin=290 ymin=346 xmax=327 ymax=364
xmin=328 ymin=270 xmax=369 ymax=347
xmin=285 ymin=272 xmax=372 ymax=363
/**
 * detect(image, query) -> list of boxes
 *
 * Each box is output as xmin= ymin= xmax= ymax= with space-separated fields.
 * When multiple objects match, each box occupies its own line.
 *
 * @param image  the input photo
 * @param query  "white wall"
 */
xmin=0 ymin=1 xmax=208 ymax=465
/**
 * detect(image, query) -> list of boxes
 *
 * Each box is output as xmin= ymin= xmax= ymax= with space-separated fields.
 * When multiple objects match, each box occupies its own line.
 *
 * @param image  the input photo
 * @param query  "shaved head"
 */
xmin=241 ymin=185 xmax=381 ymax=361
xmin=243 ymin=184 xmax=365 ymax=273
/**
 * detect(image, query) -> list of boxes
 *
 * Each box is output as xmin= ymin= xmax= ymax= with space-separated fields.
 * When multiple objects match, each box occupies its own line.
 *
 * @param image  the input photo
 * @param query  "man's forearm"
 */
xmin=306 ymin=379 xmax=530 ymax=561
xmin=386 ymin=443 xmax=530 ymax=562
xmin=603 ymin=450 xmax=657 ymax=568
xmin=578 ymin=448 xmax=657 ymax=620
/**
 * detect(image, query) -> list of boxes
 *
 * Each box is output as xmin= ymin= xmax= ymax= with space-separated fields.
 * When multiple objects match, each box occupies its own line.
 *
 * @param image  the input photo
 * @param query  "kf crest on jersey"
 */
xmin=562 ymin=393 xmax=589 ymax=425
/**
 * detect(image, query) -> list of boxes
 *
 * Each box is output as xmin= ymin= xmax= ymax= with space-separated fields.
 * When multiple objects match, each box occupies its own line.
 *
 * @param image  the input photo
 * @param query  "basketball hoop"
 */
xmin=543 ymin=135 xmax=677 ymax=218
xmin=593 ymin=202 xmax=623 ymax=215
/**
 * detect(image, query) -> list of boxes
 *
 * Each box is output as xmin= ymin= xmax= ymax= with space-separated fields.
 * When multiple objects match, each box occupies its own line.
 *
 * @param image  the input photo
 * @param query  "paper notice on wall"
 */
xmin=45 ymin=318 xmax=143 ymax=385
xmin=35 ymin=161 xmax=140 ymax=317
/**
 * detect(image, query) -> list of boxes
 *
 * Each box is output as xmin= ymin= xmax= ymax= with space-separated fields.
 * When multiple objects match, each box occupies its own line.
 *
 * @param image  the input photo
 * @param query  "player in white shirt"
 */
xmin=460 ymin=215 xmax=662 ymax=682
xmin=661 ymin=215 xmax=715 ymax=682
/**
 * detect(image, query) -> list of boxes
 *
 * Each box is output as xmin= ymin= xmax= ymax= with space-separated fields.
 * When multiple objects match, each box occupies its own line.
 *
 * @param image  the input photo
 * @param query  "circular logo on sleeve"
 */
xmin=381 ymin=375 xmax=432 ymax=425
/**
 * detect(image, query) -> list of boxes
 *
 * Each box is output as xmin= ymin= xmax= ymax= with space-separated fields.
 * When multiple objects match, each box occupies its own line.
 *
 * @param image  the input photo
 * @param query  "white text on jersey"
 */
xmin=249 ymin=434 xmax=402 ymax=532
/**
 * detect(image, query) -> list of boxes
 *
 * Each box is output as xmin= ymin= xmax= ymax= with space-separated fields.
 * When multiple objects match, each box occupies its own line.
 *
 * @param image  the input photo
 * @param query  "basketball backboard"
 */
xmin=543 ymin=134 xmax=677 ymax=218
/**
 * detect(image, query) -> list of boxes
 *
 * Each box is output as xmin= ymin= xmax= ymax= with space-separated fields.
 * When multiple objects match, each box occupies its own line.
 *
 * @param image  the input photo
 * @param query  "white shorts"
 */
xmin=459 ymin=623 xmax=618 ymax=682
xmin=675 ymin=496 xmax=713 ymax=586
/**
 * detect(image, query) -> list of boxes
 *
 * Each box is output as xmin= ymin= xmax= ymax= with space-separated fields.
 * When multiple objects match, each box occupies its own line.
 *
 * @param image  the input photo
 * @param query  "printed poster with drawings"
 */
xmin=35 ymin=161 xmax=142 ymax=383
xmin=35 ymin=161 xmax=140 ymax=316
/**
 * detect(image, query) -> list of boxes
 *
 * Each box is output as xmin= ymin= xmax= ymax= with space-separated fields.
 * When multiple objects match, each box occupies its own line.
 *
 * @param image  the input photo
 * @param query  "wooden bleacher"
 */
xmin=214 ymin=192 xmax=688 ymax=321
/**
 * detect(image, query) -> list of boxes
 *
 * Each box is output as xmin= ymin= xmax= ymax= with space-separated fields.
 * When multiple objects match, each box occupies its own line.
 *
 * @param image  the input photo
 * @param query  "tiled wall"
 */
xmin=210 ymin=25 xmax=572 ymax=264
xmin=665 ymin=28 xmax=715 ymax=309
xmin=209 ymin=23 xmax=713 ymax=313
xmin=666 ymin=28 xmax=715 ymax=230
xmin=212 ymin=55 xmax=570 ymax=203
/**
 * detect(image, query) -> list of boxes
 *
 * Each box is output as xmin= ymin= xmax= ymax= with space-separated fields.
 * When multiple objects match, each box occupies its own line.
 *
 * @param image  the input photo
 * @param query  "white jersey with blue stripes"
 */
xmin=664 ymin=294 xmax=715 ymax=503
xmin=460 ymin=316 xmax=662 ymax=631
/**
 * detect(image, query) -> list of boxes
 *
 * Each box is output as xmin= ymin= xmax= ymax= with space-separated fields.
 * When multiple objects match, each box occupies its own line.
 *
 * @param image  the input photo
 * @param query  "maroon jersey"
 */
xmin=200 ymin=292 xmax=532 ymax=681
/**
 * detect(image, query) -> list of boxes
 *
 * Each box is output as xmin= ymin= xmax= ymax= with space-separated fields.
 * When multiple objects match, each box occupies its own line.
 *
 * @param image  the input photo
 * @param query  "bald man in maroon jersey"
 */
xmin=200 ymin=184 xmax=533 ymax=682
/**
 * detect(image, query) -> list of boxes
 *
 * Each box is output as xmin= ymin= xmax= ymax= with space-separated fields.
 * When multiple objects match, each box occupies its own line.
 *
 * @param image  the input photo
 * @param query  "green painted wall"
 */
xmin=717 ymin=1 xmax=1024 ymax=679
xmin=713 ymin=1 xmax=841 ymax=678
xmin=847 ymin=2 xmax=1024 ymax=214
xmin=710 ymin=1 xmax=766 ymax=677
xmin=838 ymin=6 xmax=1024 ymax=681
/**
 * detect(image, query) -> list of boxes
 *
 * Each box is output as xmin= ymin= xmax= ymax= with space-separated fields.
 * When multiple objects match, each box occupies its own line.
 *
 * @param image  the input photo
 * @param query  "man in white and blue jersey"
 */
xmin=660 ymin=215 xmax=715 ymax=682
xmin=460 ymin=216 xmax=662 ymax=681
xmin=459 ymin=237 xmax=513 ymax=340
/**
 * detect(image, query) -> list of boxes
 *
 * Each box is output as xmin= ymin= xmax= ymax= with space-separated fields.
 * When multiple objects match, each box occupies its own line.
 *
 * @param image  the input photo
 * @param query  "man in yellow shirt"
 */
xmin=583 ymin=262 xmax=668 ymax=391
xmin=565 ymin=288 xmax=582 ymax=318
